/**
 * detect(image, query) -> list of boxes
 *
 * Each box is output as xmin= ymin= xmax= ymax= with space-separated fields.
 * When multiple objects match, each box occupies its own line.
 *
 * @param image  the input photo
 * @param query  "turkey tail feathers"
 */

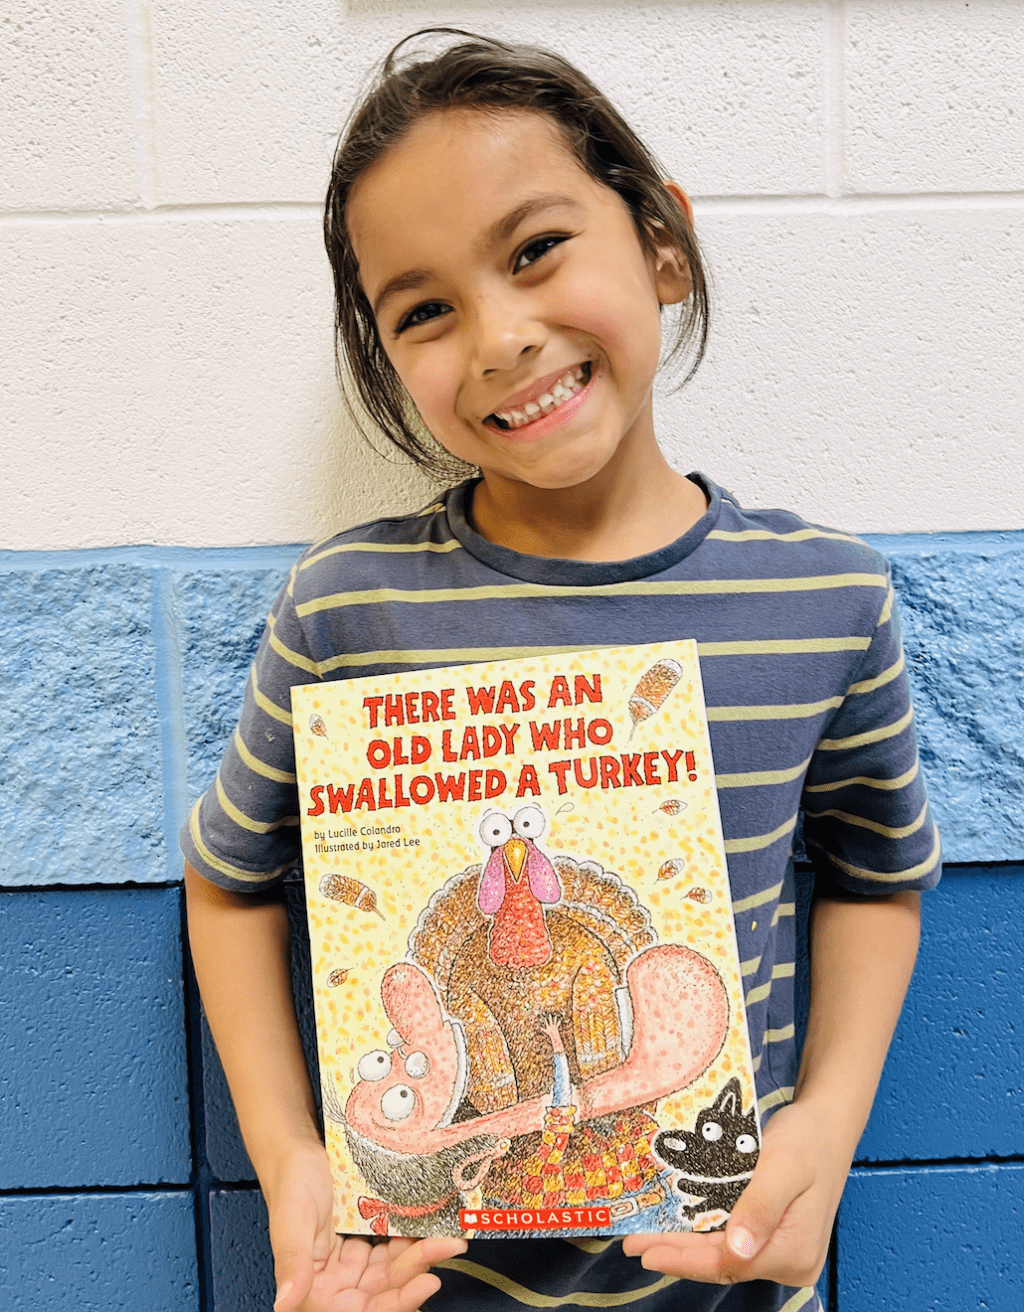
xmin=554 ymin=857 xmax=657 ymax=968
xmin=407 ymin=864 xmax=485 ymax=990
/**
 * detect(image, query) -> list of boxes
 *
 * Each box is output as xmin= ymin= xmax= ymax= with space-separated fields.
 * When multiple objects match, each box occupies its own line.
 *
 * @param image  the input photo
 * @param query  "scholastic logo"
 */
xmin=460 ymin=1207 xmax=611 ymax=1231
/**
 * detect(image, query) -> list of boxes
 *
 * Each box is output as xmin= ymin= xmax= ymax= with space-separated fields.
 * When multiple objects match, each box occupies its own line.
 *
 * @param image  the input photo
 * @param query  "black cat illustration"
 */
xmin=653 ymin=1077 xmax=760 ymax=1221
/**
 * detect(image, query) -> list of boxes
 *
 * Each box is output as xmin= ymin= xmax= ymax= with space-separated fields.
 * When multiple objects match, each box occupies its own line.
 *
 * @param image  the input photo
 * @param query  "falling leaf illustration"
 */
xmin=309 ymin=713 xmax=327 ymax=738
xmin=654 ymin=799 xmax=687 ymax=816
xmin=628 ymin=659 xmax=682 ymax=738
xmin=686 ymin=887 xmax=712 ymax=904
xmin=656 ymin=859 xmax=685 ymax=882
xmin=319 ymin=873 xmax=385 ymax=920
xmin=327 ymin=967 xmax=350 ymax=987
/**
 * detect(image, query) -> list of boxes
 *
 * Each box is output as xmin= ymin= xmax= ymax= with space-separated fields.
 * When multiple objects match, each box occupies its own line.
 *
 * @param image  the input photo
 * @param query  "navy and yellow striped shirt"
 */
xmin=182 ymin=474 xmax=940 ymax=1312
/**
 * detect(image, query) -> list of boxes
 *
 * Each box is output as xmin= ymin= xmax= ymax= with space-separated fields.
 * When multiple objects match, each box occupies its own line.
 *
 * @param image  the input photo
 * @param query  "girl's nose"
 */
xmin=468 ymin=292 xmax=545 ymax=377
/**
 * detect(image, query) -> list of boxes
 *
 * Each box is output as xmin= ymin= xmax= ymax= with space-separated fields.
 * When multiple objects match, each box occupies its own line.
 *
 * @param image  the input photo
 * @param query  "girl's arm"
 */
xmin=183 ymin=862 xmax=466 ymax=1312
xmin=623 ymin=886 xmax=921 ymax=1288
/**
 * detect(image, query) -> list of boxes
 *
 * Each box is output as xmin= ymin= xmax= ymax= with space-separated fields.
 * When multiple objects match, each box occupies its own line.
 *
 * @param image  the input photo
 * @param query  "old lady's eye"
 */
xmin=513 ymin=235 xmax=567 ymax=273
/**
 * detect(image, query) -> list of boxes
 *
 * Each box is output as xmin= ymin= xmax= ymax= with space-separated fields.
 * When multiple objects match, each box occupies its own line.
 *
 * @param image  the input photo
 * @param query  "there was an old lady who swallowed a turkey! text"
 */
xmin=291 ymin=641 xmax=760 ymax=1241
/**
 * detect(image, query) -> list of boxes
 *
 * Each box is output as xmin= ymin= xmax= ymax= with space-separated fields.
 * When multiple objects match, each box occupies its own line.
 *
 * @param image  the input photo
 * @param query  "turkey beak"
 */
xmin=504 ymin=837 xmax=527 ymax=882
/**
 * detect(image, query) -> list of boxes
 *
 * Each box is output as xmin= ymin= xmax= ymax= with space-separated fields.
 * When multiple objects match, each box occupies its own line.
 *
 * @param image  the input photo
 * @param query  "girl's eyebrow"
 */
xmin=371 ymin=194 xmax=582 ymax=319
xmin=373 ymin=268 xmax=432 ymax=318
xmin=485 ymin=193 xmax=583 ymax=247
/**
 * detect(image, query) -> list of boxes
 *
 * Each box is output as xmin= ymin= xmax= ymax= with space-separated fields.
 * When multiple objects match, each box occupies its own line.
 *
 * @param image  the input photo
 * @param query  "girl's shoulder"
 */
xmin=287 ymin=489 xmax=461 ymax=602
xmin=709 ymin=479 xmax=891 ymax=580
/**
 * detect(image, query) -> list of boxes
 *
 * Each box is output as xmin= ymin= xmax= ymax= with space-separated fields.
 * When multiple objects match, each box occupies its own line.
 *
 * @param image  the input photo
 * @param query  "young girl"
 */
xmin=183 ymin=29 xmax=939 ymax=1312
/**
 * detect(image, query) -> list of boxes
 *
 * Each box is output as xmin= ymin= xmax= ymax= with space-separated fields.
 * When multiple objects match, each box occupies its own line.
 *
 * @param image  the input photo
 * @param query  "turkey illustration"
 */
xmin=409 ymin=805 xmax=657 ymax=1115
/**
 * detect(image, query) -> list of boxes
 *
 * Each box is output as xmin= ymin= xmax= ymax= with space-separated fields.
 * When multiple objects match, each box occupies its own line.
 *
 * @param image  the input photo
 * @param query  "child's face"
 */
xmin=347 ymin=109 xmax=690 ymax=494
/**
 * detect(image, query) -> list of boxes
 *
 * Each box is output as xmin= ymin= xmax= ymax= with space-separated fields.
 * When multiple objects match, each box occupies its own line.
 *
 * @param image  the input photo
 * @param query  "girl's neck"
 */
xmin=469 ymin=442 xmax=708 ymax=564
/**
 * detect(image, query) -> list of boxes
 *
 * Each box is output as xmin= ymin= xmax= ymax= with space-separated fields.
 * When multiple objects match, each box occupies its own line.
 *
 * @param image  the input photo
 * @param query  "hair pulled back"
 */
xmin=325 ymin=28 xmax=710 ymax=476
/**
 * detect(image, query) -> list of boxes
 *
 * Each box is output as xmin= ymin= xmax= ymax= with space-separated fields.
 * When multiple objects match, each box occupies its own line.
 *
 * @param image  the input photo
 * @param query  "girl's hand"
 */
xmin=621 ymin=1096 xmax=845 ymax=1288
xmin=268 ymin=1141 xmax=468 ymax=1311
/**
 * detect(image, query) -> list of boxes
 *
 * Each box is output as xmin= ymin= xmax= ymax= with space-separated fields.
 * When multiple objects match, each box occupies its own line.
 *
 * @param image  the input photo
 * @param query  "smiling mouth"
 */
xmin=486 ymin=362 xmax=591 ymax=431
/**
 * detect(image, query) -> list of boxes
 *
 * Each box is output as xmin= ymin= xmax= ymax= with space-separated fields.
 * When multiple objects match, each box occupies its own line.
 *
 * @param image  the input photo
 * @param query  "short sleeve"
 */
xmin=801 ymin=567 xmax=941 ymax=896
xmin=180 ymin=563 xmax=321 ymax=892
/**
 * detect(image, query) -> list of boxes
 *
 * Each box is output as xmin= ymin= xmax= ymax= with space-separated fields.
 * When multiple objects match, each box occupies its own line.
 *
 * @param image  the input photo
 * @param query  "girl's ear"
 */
xmin=652 ymin=181 xmax=695 ymax=306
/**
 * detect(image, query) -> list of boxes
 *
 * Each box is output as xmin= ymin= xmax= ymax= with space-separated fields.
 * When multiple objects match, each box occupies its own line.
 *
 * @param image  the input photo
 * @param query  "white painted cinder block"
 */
xmin=658 ymin=203 xmax=1024 ymax=533
xmin=0 ymin=217 xmax=434 ymax=550
xmin=3 ymin=2 xmax=1022 ymax=549
xmin=845 ymin=0 xmax=1024 ymax=193
xmin=3 ymin=202 xmax=1020 ymax=549
xmin=0 ymin=0 xmax=138 ymax=211
xmin=149 ymin=1 xmax=826 ymax=205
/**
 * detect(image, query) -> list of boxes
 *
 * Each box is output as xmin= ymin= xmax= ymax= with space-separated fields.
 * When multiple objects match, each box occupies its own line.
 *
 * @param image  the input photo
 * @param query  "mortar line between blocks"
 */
xmin=125 ymin=0 xmax=159 ymax=209
xmin=823 ymin=0 xmax=846 ymax=200
xmin=4 ymin=193 xmax=1024 ymax=228
xmin=151 ymin=568 xmax=189 ymax=881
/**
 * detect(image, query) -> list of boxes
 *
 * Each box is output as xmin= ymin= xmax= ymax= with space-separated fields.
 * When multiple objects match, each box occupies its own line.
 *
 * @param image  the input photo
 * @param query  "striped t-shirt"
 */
xmin=182 ymin=473 xmax=940 ymax=1312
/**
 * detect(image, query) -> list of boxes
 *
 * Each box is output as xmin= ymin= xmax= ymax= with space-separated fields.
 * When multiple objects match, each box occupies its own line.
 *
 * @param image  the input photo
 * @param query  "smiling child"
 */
xmin=183 ymin=29 xmax=940 ymax=1312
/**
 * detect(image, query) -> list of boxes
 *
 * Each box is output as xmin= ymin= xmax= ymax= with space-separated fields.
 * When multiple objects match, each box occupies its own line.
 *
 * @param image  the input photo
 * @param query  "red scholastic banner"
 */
xmin=460 ymin=1207 xmax=612 ymax=1231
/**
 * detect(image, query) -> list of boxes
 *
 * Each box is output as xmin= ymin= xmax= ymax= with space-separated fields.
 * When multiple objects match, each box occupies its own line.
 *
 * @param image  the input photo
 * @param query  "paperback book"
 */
xmin=291 ymin=641 xmax=760 ymax=1238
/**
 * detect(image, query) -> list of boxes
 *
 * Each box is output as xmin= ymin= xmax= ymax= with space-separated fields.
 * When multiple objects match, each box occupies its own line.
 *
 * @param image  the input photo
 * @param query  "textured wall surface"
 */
xmin=3 ymin=1 xmax=1022 ymax=549
xmin=1 ymin=535 xmax=1022 ymax=1309
xmin=3 ymin=2 xmax=1022 ymax=1309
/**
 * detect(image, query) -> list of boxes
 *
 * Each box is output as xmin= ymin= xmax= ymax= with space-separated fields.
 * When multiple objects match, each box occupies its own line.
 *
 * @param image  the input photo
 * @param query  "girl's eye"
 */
xmin=396 ymin=301 xmax=449 ymax=333
xmin=513 ymin=235 xmax=566 ymax=273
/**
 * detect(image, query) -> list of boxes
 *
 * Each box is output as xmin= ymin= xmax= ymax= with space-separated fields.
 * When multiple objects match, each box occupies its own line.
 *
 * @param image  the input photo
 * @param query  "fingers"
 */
xmin=383 ymin=1236 xmax=469 ymax=1289
xmin=272 ymin=1248 xmax=315 ymax=1312
xmin=724 ymin=1144 xmax=811 ymax=1265
xmin=622 ymin=1136 xmax=821 ymax=1286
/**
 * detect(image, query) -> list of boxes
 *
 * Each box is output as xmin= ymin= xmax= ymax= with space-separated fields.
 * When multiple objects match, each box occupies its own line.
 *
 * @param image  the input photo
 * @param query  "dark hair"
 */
xmin=324 ymin=28 xmax=711 ymax=477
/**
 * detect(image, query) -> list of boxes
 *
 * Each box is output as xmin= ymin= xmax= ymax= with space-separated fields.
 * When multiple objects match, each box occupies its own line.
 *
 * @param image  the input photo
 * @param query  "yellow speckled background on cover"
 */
xmin=291 ymin=641 xmax=758 ymax=1234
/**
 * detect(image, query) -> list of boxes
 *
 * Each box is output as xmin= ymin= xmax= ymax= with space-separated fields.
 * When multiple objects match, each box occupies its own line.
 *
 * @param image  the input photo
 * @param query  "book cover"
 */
xmin=291 ymin=641 xmax=760 ymax=1239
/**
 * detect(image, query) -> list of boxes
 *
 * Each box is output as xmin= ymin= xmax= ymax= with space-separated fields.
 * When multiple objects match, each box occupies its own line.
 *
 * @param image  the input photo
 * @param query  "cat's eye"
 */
xmin=735 ymin=1134 xmax=758 ymax=1154
xmin=701 ymin=1121 xmax=723 ymax=1141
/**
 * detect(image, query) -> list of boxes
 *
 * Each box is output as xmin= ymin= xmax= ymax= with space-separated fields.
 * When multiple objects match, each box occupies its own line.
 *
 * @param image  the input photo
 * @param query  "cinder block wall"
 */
xmin=2 ymin=4 xmax=1022 ymax=1310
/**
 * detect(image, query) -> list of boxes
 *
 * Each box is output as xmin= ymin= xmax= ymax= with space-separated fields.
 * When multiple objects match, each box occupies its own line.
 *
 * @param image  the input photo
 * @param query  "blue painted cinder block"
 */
xmin=856 ymin=865 xmax=1024 ymax=1163
xmin=209 ymin=1188 xmax=275 ymax=1311
xmin=0 ymin=562 xmax=166 ymax=886
xmin=867 ymin=531 xmax=1024 ymax=863
xmin=838 ymin=1161 xmax=1024 ymax=1308
xmin=0 ymin=887 xmax=191 ymax=1188
xmin=0 ymin=1191 xmax=199 ymax=1312
xmin=172 ymin=560 xmax=295 ymax=806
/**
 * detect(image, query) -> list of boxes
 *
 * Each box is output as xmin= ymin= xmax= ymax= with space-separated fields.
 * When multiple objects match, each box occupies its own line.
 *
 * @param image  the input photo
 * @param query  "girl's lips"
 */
xmin=491 ymin=361 xmax=591 ymax=417
xmin=483 ymin=363 xmax=594 ymax=440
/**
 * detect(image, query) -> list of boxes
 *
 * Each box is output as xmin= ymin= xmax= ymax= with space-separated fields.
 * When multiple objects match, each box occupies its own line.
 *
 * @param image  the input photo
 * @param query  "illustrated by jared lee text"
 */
xmin=292 ymin=643 xmax=760 ymax=1238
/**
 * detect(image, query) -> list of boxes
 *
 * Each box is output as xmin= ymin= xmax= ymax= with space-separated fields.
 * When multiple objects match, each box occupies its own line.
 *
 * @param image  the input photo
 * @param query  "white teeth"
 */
xmin=492 ymin=363 xmax=590 ymax=429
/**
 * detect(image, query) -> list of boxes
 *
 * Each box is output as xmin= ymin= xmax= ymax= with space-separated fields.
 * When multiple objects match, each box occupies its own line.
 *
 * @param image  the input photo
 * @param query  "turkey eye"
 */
xmin=404 ymin=1051 xmax=430 ymax=1079
xmin=380 ymin=1084 xmax=416 ymax=1121
xmin=736 ymin=1134 xmax=758 ymax=1154
xmin=479 ymin=813 xmax=513 ymax=847
xmin=357 ymin=1050 xmax=392 ymax=1082
xmin=701 ymin=1121 xmax=723 ymax=1141
xmin=513 ymin=805 xmax=546 ymax=839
